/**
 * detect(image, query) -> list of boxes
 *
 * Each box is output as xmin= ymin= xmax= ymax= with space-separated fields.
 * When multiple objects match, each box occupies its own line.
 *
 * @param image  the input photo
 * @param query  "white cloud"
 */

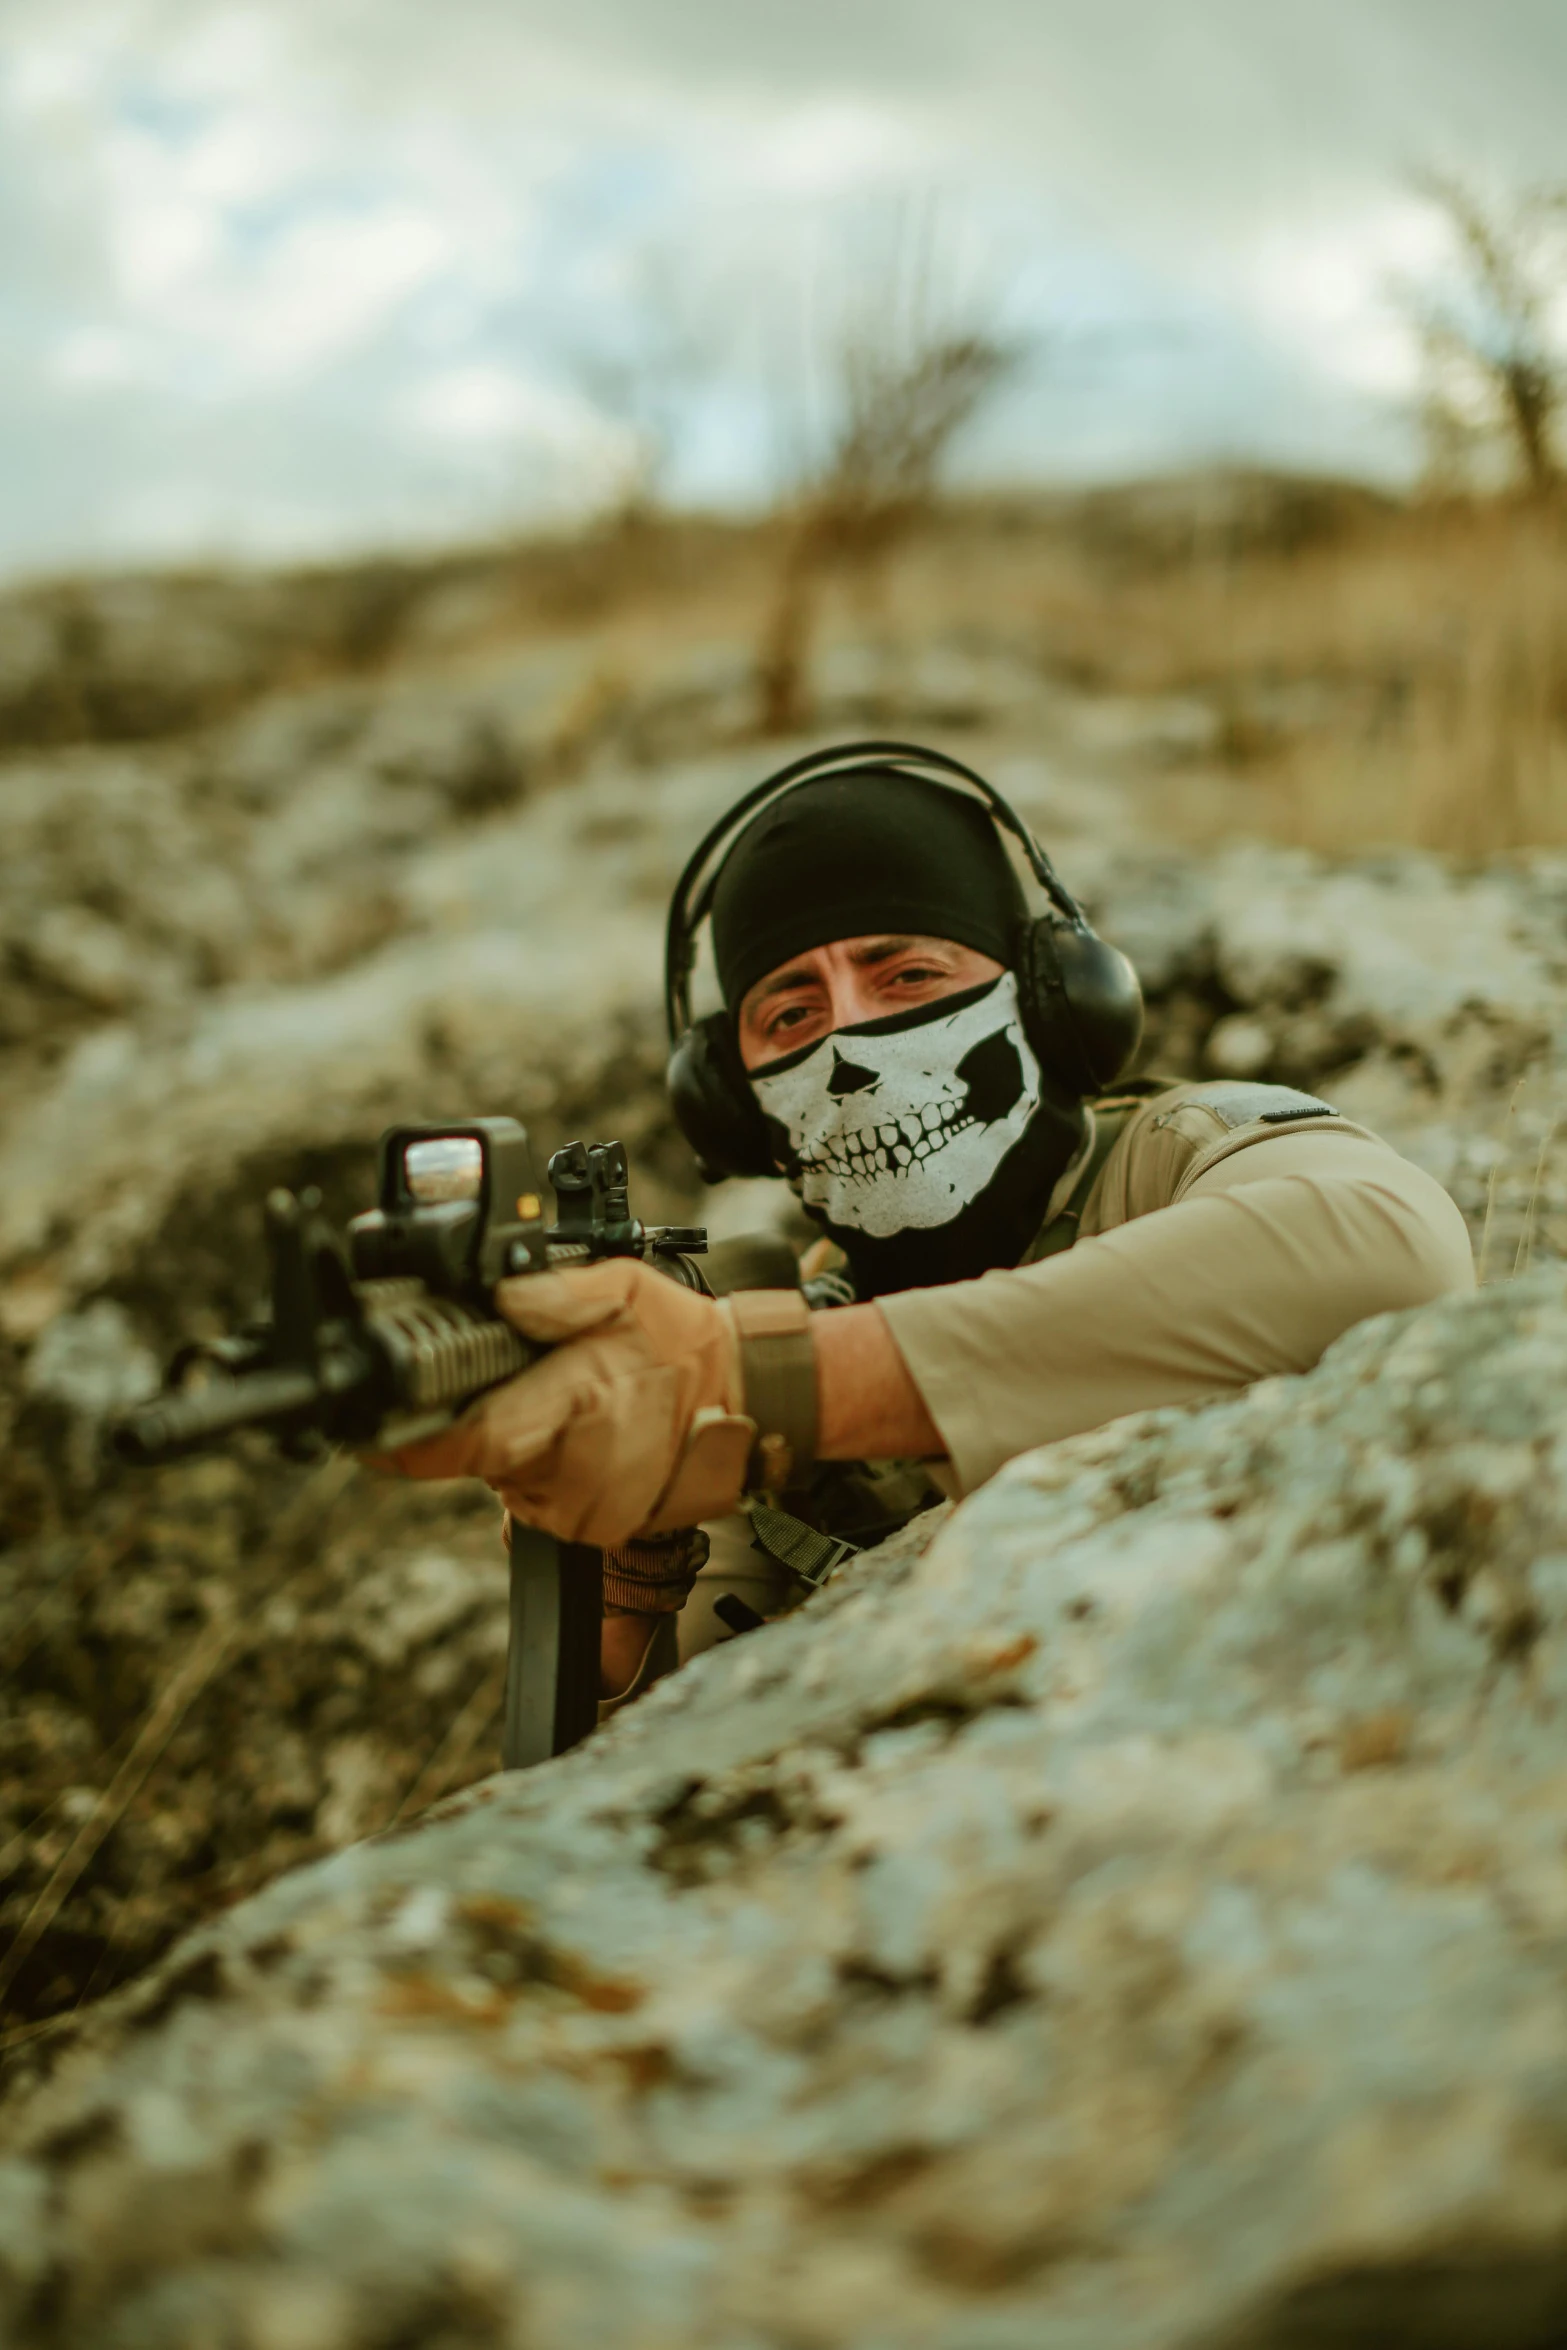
xmin=52 ymin=326 xmax=140 ymax=388
xmin=0 ymin=0 xmax=1563 ymax=574
xmin=751 ymin=102 xmax=924 ymax=196
xmin=227 ymin=209 xmax=452 ymax=380
xmin=1238 ymin=199 xmax=1456 ymax=404
xmin=403 ymin=364 xmax=602 ymax=449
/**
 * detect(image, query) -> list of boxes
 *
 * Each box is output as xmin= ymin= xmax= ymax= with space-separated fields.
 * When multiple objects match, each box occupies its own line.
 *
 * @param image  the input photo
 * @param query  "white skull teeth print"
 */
xmin=811 ymin=1092 xmax=979 ymax=1181
xmin=750 ymin=974 xmax=1042 ymax=1239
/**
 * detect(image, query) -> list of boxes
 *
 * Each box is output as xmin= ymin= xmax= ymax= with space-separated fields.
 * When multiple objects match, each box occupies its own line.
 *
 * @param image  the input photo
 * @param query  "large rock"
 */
xmin=0 ymin=741 xmax=765 ymax=1302
xmin=8 ymin=1272 xmax=1567 ymax=2347
xmin=1084 ymin=842 xmax=1567 ymax=1263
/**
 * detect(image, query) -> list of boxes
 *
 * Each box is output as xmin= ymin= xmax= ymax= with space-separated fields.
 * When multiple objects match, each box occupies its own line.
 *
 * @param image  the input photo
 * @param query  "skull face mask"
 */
xmin=749 ymin=975 xmax=1042 ymax=1240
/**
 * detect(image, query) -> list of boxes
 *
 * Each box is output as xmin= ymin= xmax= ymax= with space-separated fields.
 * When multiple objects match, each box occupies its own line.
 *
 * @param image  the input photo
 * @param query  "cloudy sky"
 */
xmin=1 ymin=0 xmax=1563 ymax=577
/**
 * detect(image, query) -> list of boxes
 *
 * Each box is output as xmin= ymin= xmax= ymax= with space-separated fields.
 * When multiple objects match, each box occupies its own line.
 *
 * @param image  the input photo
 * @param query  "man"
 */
xmin=385 ymin=744 xmax=1474 ymax=1708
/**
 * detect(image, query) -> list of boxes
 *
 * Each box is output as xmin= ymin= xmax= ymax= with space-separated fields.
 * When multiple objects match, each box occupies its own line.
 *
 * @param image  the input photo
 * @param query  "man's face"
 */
xmin=736 ymin=934 xmax=1040 ymax=1242
xmin=737 ymin=934 xmax=1005 ymax=1072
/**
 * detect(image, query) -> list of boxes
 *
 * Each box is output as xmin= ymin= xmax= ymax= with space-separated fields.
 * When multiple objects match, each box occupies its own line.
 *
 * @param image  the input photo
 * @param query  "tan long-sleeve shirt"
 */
xmin=876 ymin=1083 xmax=1475 ymax=1496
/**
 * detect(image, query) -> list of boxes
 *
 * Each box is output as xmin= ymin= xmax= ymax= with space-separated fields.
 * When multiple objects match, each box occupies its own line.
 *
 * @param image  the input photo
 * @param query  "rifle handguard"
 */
xmin=725 ymin=1289 xmax=818 ymax=1496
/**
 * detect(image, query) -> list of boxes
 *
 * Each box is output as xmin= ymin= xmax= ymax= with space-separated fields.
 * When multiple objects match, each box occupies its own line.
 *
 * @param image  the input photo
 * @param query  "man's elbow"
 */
xmin=1373 ymin=1186 xmax=1475 ymax=1311
xmin=1230 ymin=1167 xmax=1476 ymax=1387
xmin=1315 ymin=1171 xmax=1475 ymax=1338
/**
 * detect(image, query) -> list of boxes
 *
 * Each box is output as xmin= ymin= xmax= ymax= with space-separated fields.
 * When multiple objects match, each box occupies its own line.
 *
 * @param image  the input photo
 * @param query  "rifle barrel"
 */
xmin=112 ymin=1366 xmax=322 ymax=1464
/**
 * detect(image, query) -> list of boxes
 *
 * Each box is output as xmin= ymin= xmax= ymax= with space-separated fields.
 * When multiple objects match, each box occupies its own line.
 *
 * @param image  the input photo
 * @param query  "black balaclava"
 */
xmin=710 ymin=769 xmax=1084 ymax=1297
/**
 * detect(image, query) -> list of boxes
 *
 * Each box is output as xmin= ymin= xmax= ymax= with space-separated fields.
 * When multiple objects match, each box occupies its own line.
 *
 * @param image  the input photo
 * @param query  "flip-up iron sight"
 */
xmin=112 ymin=1118 xmax=707 ymax=1469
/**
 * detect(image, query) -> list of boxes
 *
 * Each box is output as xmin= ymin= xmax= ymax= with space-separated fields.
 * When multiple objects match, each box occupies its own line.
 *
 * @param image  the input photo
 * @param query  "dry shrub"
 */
xmin=758 ymin=332 xmax=1014 ymax=736
xmin=756 ymin=204 xmax=1021 ymax=735
xmin=1396 ymin=172 xmax=1567 ymax=496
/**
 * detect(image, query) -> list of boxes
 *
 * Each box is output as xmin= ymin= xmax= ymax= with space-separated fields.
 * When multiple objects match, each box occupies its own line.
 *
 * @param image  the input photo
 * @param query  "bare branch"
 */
xmin=757 ymin=203 xmax=1025 ymax=732
xmin=561 ymin=245 xmax=715 ymax=522
xmin=1398 ymin=172 xmax=1567 ymax=495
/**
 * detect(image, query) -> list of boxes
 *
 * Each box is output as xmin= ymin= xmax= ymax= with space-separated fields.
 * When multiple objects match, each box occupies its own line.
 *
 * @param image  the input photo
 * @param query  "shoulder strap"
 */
xmin=1025 ymin=1092 xmax=1147 ymax=1263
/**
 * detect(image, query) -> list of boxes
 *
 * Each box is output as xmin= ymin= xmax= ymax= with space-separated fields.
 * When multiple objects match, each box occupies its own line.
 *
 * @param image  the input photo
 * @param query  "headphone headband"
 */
xmin=663 ymin=739 xmax=1088 ymax=1041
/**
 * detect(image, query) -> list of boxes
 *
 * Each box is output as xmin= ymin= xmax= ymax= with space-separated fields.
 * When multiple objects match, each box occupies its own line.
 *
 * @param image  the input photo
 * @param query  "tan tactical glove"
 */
xmin=375 ymin=1261 xmax=756 ymax=1547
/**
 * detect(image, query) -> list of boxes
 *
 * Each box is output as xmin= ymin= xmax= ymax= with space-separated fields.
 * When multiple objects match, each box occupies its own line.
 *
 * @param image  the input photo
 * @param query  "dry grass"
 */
xmin=1164 ymin=499 xmax=1567 ymax=856
xmin=7 ymin=477 xmax=1565 ymax=858
xmin=859 ymin=486 xmax=1567 ymax=857
xmin=1473 ymin=1063 xmax=1567 ymax=1289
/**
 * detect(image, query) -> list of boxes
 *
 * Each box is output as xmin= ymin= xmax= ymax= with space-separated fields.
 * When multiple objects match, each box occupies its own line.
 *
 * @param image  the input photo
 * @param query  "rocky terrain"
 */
xmin=7 ymin=1259 xmax=1567 ymax=2345
xmin=2 ymin=492 xmax=1565 ymax=2046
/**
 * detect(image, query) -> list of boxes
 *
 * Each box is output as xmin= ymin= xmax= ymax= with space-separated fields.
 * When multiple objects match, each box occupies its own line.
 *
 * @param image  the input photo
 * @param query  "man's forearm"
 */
xmin=813 ymin=1303 xmax=944 ymax=1461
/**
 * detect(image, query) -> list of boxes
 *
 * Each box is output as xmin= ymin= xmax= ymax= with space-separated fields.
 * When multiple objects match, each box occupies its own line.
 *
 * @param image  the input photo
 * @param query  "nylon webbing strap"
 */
xmin=1027 ymin=1098 xmax=1138 ymax=1262
xmin=748 ymin=1503 xmax=860 ymax=1590
xmin=729 ymin=1288 xmax=817 ymax=1494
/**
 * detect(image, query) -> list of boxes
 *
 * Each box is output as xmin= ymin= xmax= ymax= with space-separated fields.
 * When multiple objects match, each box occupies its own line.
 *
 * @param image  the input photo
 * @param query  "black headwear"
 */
xmin=664 ymin=740 xmax=1144 ymax=1198
xmin=710 ymin=768 xmax=1028 ymax=1013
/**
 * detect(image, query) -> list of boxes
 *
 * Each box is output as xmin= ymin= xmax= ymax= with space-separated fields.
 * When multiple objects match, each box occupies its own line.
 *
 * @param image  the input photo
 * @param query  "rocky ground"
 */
xmin=7 ymin=1258 xmax=1567 ymax=2345
xmin=2 ymin=497 xmax=1565 ymax=2046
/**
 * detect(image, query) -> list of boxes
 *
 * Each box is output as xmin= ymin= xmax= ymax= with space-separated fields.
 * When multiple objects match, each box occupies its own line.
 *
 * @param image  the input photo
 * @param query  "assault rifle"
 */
xmin=111 ymin=1119 xmax=707 ymax=1770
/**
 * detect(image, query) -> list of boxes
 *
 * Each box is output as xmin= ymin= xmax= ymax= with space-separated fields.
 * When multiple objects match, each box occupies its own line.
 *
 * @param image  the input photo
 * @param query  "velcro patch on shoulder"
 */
xmin=1185 ymin=1083 xmax=1340 ymax=1130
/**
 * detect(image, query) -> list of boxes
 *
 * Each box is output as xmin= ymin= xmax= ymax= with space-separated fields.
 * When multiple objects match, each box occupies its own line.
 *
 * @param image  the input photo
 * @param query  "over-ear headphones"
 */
xmin=664 ymin=739 xmax=1144 ymax=1181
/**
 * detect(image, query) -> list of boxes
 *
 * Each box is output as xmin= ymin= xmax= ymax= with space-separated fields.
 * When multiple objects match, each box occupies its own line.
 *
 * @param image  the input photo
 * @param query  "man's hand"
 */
xmin=373 ymin=1262 xmax=755 ymax=1548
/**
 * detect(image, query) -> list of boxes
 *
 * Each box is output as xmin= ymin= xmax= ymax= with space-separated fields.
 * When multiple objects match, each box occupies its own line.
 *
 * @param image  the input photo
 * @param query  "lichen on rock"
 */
xmin=7 ymin=1271 xmax=1567 ymax=2347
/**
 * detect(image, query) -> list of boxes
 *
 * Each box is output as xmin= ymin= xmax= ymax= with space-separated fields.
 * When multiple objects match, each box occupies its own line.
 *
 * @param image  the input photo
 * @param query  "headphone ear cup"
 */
xmin=1016 ymin=917 xmax=1144 ymax=1094
xmin=666 ymin=1014 xmax=778 ymax=1182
